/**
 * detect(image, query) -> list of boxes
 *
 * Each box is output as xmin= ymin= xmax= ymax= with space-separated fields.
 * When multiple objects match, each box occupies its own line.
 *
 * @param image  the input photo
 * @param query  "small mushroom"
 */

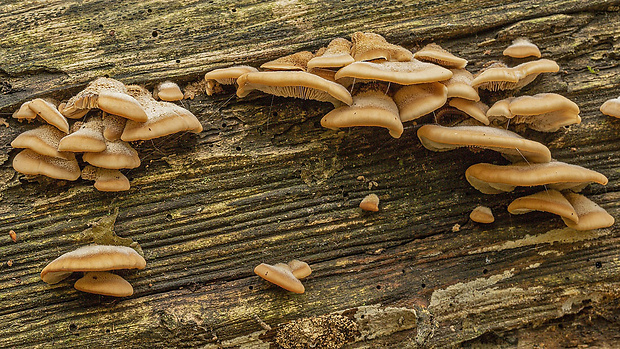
xmin=58 ymin=118 xmax=107 ymax=152
xmin=334 ymin=60 xmax=453 ymax=85
xmin=74 ymin=271 xmax=134 ymax=297
xmin=13 ymin=149 xmax=80 ymax=181
xmin=470 ymin=206 xmax=494 ymax=223
xmin=359 ymin=193 xmax=380 ymax=212
xmin=82 ymin=140 xmax=141 ymax=169
xmin=40 ymin=245 xmax=146 ymax=284
xmin=503 ymin=38 xmax=542 ymax=58
xmin=81 ymin=165 xmax=130 ymax=192
xmin=288 ymin=260 xmax=312 ymax=279
xmin=153 ymin=81 xmax=184 ymax=101
xmin=393 ymin=82 xmax=448 ymax=122
xmin=413 ymin=43 xmax=468 ymax=69
xmin=10 ymin=125 xmax=72 ymax=159
xmin=15 ymin=99 xmax=70 ymax=133
xmin=12 ymin=101 xmax=37 ymax=120
xmin=561 ymin=192 xmax=615 ymax=230
xmin=307 ymin=38 xmax=355 ymax=69
xmin=507 ymin=189 xmax=578 ymax=223
xmin=254 ymin=262 xmax=305 ymax=294
xmin=600 ymin=96 xmax=620 ymax=118
xmin=471 ymin=62 xmax=519 ymax=91
xmin=350 ymin=32 xmax=414 ymax=62
xmin=260 ymin=51 xmax=314 ymax=71
xmin=448 ymin=98 xmax=490 ymax=125
xmin=442 ymin=69 xmax=480 ymax=101
xmin=102 ymin=113 xmax=127 ymax=141
xmin=204 ymin=65 xmax=259 ymax=96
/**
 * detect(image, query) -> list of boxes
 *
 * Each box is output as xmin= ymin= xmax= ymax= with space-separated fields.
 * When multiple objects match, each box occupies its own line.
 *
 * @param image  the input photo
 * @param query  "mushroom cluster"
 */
xmin=10 ymin=78 xmax=201 ymax=191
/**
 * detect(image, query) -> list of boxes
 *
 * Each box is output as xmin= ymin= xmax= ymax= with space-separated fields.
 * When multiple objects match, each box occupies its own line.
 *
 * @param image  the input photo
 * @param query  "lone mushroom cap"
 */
xmin=600 ymin=97 xmax=620 ymax=117
xmin=13 ymin=149 xmax=80 ymax=181
xmin=413 ymin=43 xmax=468 ymax=69
xmin=254 ymin=262 xmax=305 ymax=294
xmin=503 ymin=38 xmax=542 ymax=58
xmin=11 ymin=125 xmax=71 ymax=159
xmin=41 ymin=244 xmax=146 ymax=284
xmin=561 ymin=192 xmax=615 ymax=230
xmin=470 ymin=206 xmax=494 ymax=223
xmin=359 ymin=193 xmax=380 ymax=212
xmin=288 ymin=260 xmax=312 ymax=279
xmin=335 ymin=60 xmax=453 ymax=85
xmin=74 ymin=271 xmax=134 ymax=297
xmin=507 ymin=189 xmax=578 ymax=223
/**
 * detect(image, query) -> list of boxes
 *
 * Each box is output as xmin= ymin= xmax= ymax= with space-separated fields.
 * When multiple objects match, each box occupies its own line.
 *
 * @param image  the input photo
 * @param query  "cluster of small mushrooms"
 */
xmin=11 ymin=78 xmax=202 ymax=191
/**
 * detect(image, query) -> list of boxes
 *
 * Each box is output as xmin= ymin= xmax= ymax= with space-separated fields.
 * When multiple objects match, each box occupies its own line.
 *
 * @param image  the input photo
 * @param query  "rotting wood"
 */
xmin=2 ymin=1 xmax=620 ymax=348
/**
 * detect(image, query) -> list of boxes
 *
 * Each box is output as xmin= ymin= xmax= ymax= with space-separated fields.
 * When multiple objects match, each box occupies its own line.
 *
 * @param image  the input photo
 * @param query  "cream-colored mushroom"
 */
xmin=359 ymin=193 xmax=380 ymax=212
xmin=261 ymin=51 xmax=314 ymax=71
xmin=503 ymin=38 xmax=542 ymax=58
xmin=508 ymin=189 xmax=578 ymax=223
xmin=307 ymin=38 xmax=355 ymax=69
xmin=58 ymin=118 xmax=107 ymax=153
xmin=470 ymin=206 xmax=494 ymax=223
xmin=204 ymin=65 xmax=259 ymax=96
xmin=393 ymin=82 xmax=448 ymax=122
xmin=154 ymin=81 xmax=184 ymax=101
xmin=599 ymin=96 xmax=620 ymax=118
xmin=12 ymin=149 xmax=80 ymax=181
xmin=82 ymin=140 xmax=140 ymax=169
xmin=81 ymin=165 xmax=130 ymax=192
xmin=413 ymin=43 xmax=468 ymax=69
xmin=254 ymin=262 xmax=306 ymax=294
xmin=561 ymin=192 xmax=615 ymax=230
xmin=442 ymin=69 xmax=480 ymax=101
xmin=334 ymin=60 xmax=453 ymax=85
xmin=74 ymin=271 xmax=134 ymax=297
xmin=448 ymin=98 xmax=490 ymax=125
xmin=350 ymin=32 xmax=414 ymax=62
xmin=10 ymin=125 xmax=71 ymax=159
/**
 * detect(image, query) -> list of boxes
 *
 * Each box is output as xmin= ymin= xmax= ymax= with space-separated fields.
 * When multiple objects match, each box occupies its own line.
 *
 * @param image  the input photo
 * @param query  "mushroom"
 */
xmin=204 ymin=65 xmax=259 ymax=96
xmin=254 ymin=262 xmax=306 ymax=294
xmin=472 ymin=59 xmax=559 ymax=91
xmin=236 ymin=71 xmax=353 ymax=106
xmin=260 ymin=51 xmax=314 ymax=71
xmin=350 ymin=32 xmax=414 ymax=62
xmin=416 ymin=125 xmax=552 ymax=163
xmin=359 ymin=193 xmax=380 ymax=212
xmin=334 ymin=60 xmax=453 ymax=85
xmin=288 ymin=260 xmax=312 ymax=279
xmin=62 ymin=77 xmax=148 ymax=122
xmin=153 ymin=81 xmax=184 ymax=101
xmin=512 ymin=59 xmax=560 ymax=89
xmin=14 ymin=99 xmax=70 ymax=133
xmin=307 ymin=38 xmax=355 ymax=69
xmin=413 ymin=43 xmax=468 ymax=69
xmin=320 ymin=84 xmax=403 ymax=138
xmin=102 ymin=113 xmax=127 ymax=141
xmin=121 ymin=86 xmax=203 ymax=141
xmin=12 ymin=101 xmax=37 ymax=120
xmin=465 ymin=161 xmax=608 ymax=194
xmin=470 ymin=206 xmax=494 ymax=223
xmin=58 ymin=118 xmax=107 ymax=153
xmin=393 ymin=82 xmax=448 ymax=122
xmin=81 ymin=165 xmax=130 ymax=192
xmin=10 ymin=125 xmax=72 ymax=159
xmin=442 ymin=69 xmax=480 ymax=101
xmin=74 ymin=271 xmax=134 ymax=297
xmin=599 ymin=96 xmax=620 ymax=118
xmin=503 ymin=38 xmax=542 ymax=58
xmin=13 ymin=149 xmax=80 ymax=181
xmin=487 ymin=94 xmax=580 ymax=132
xmin=448 ymin=98 xmax=490 ymax=125
xmin=40 ymin=244 xmax=146 ymax=284
xmin=82 ymin=139 xmax=141 ymax=170
xmin=561 ymin=192 xmax=615 ymax=230
xmin=507 ymin=189 xmax=578 ymax=223
xmin=58 ymin=102 xmax=89 ymax=119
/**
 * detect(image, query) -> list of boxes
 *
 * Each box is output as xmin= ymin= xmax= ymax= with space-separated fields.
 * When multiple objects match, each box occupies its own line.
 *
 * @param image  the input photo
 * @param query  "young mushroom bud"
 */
xmin=503 ymin=38 xmax=542 ymax=58
xmin=153 ymin=81 xmax=184 ymax=101
xmin=470 ymin=206 xmax=494 ymax=223
xmin=359 ymin=193 xmax=380 ymax=212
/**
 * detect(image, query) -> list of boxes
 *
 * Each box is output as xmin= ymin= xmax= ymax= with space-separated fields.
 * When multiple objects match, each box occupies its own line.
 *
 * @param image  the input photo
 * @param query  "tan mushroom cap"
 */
xmin=470 ymin=206 xmax=494 ymax=223
xmin=335 ymin=60 xmax=453 ymax=85
xmin=13 ymin=101 xmax=37 ymax=120
xmin=307 ymin=38 xmax=355 ymax=69
xmin=102 ymin=113 xmax=127 ymax=141
xmin=600 ymin=97 xmax=620 ymax=117
xmin=41 ymin=245 xmax=146 ymax=284
xmin=350 ymin=32 xmax=414 ymax=62
xmin=58 ymin=102 xmax=89 ymax=119
xmin=237 ymin=71 xmax=353 ymax=106
xmin=471 ymin=62 xmax=520 ymax=91
xmin=254 ymin=262 xmax=305 ymax=294
xmin=121 ymin=86 xmax=202 ymax=141
xmin=465 ymin=161 xmax=608 ymax=194
xmin=487 ymin=98 xmax=514 ymax=119
xmin=561 ymin=192 xmax=615 ymax=230
xmin=417 ymin=125 xmax=552 ymax=163
xmin=288 ymin=260 xmax=312 ymax=279
xmin=81 ymin=165 xmax=130 ymax=192
xmin=413 ymin=43 xmax=468 ymax=69
xmin=321 ymin=86 xmax=403 ymax=138
xmin=393 ymin=82 xmax=448 ymax=122
xmin=443 ymin=69 xmax=480 ymax=101
xmin=503 ymin=38 xmax=542 ymax=58
xmin=261 ymin=51 xmax=314 ymax=71
xmin=359 ymin=193 xmax=380 ymax=212
xmin=82 ymin=140 xmax=140 ymax=169
xmin=27 ymin=99 xmax=70 ymax=133
xmin=510 ymin=93 xmax=580 ymax=116
xmin=13 ymin=149 xmax=80 ymax=181
xmin=58 ymin=118 xmax=107 ymax=153
xmin=508 ymin=189 xmax=578 ymax=223
xmin=204 ymin=65 xmax=259 ymax=96
xmin=11 ymin=125 xmax=71 ymax=159
xmin=74 ymin=271 xmax=134 ymax=297
xmin=154 ymin=81 xmax=184 ymax=101
xmin=448 ymin=98 xmax=490 ymax=125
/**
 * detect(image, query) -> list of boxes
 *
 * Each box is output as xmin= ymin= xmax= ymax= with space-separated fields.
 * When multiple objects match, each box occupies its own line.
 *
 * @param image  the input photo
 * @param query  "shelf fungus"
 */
xmin=13 ymin=99 xmax=69 ymax=133
xmin=102 ymin=113 xmax=128 ymax=141
xmin=321 ymin=84 xmax=403 ymax=138
xmin=74 ymin=271 xmax=134 ymax=297
xmin=261 ymin=51 xmax=314 ymax=71
xmin=254 ymin=260 xmax=312 ymax=294
xmin=465 ymin=161 xmax=608 ymax=194
xmin=416 ymin=125 xmax=552 ymax=163
xmin=81 ymin=165 xmax=131 ymax=192
xmin=503 ymin=38 xmax=542 ymax=58
xmin=413 ymin=43 xmax=468 ymax=69
xmin=236 ymin=71 xmax=353 ymax=106
xmin=448 ymin=98 xmax=490 ymax=125
xmin=350 ymin=31 xmax=414 ymax=62
xmin=393 ymin=82 xmax=448 ymax=122
xmin=472 ymin=59 xmax=559 ymax=91
xmin=600 ymin=96 xmax=620 ymax=118
xmin=561 ymin=192 xmax=615 ymax=230
xmin=359 ymin=193 xmax=380 ymax=212
xmin=204 ymin=65 xmax=259 ymax=96
xmin=307 ymin=38 xmax=355 ymax=70
xmin=153 ymin=80 xmax=184 ymax=101
xmin=58 ymin=118 xmax=107 ymax=153
xmin=10 ymin=125 xmax=71 ymax=160
xmin=470 ymin=206 xmax=494 ymax=223
xmin=13 ymin=149 xmax=80 ymax=181
xmin=61 ymin=77 xmax=148 ymax=122
xmin=442 ymin=69 xmax=480 ymax=101
xmin=507 ymin=189 xmax=578 ymax=223
xmin=334 ymin=60 xmax=453 ymax=86
xmin=82 ymin=139 xmax=141 ymax=169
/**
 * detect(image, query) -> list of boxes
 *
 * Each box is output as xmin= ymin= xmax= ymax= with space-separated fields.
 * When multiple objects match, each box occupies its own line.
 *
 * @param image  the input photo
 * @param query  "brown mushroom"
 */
xmin=413 ymin=43 xmax=468 ymax=69
xmin=82 ymin=140 xmax=141 ymax=169
xmin=288 ymin=260 xmax=312 ymax=279
xmin=442 ymin=69 xmax=480 ymax=101
xmin=334 ymin=60 xmax=453 ymax=85
xmin=393 ymin=82 xmax=448 ymax=122
xmin=599 ymin=96 xmax=620 ymax=118
xmin=508 ymin=189 xmax=578 ymax=223
xmin=19 ymin=99 xmax=70 ymax=133
xmin=561 ymin=192 xmax=615 ymax=230
xmin=350 ymin=32 xmax=414 ymax=62
xmin=58 ymin=118 xmax=107 ymax=153
xmin=204 ymin=65 xmax=259 ymax=96
xmin=81 ymin=165 xmax=130 ymax=192
xmin=10 ymin=125 xmax=71 ymax=159
xmin=102 ymin=113 xmax=127 ymax=141
xmin=470 ymin=206 xmax=494 ymax=223
xmin=13 ymin=149 xmax=80 ymax=181
xmin=154 ymin=81 xmax=184 ymax=101
xmin=448 ymin=98 xmax=490 ymax=125
xmin=503 ymin=38 xmax=542 ymax=58
xmin=261 ymin=51 xmax=314 ymax=71
xmin=12 ymin=101 xmax=37 ymax=120
xmin=359 ymin=193 xmax=380 ymax=212
xmin=74 ymin=271 xmax=134 ymax=297
xmin=254 ymin=262 xmax=305 ymax=294
xmin=307 ymin=38 xmax=355 ymax=69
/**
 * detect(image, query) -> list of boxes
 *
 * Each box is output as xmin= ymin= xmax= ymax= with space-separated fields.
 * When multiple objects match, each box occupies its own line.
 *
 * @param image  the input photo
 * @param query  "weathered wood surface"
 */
xmin=2 ymin=1 xmax=620 ymax=348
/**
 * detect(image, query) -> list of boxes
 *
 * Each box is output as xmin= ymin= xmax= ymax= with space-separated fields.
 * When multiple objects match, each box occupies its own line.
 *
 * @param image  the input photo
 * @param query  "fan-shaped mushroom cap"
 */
xmin=465 ymin=161 xmax=608 ymax=194
xmin=62 ymin=77 xmax=147 ymax=122
xmin=350 ymin=32 xmax=414 ymax=62
xmin=58 ymin=118 xmax=107 ymax=152
xmin=26 ymin=99 xmax=70 ymax=133
xmin=11 ymin=125 xmax=71 ymax=159
xmin=41 ymin=245 xmax=146 ymax=284
xmin=13 ymin=149 xmax=80 ymax=181
xmin=413 ymin=43 xmax=468 ymax=69
xmin=82 ymin=140 xmax=140 ymax=169
xmin=359 ymin=193 xmax=380 ymax=212
xmin=261 ymin=51 xmax=314 ymax=71
xmin=102 ymin=113 xmax=127 ymax=141
xmin=470 ymin=206 xmax=494 ymax=223
xmin=204 ymin=65 xmax=259 ymax=96
xmin=393 ymin=82 xmax=448 ymax=122
xmin=417 ymin=125 xmax=552 ymax=163
xmin=448 ymin=98 xmax=490 ymax=125
xmin=13 ymin=101 xmax=37 ymax=120
xmin=443 ymin=69 xmax=480 ymax=101
xmin=503 ymin=38 xmax=542 ymax=58
xmin=600 ymin=97 xmax=620 ymax=118
xmin=74 ymin=271 xmax=134 ymax=297
xmin=508 ymin=189 xmax=578 ymax=223
xmin=471 ymin=62 xmax=520 ymax=91
xmin=81 ymin=165 xmax=130 ymax=192
xmin=237 ymin=71 xmax=353 ymax=106
xmin=335 ymin=60 xmax=452 ymax=85
xmin=307 ymin=38 xmax=355 ymax=69
xmin=321 ymin=85 xmax=403 ymax=138
xmin=154 ymin=81 xmax=184 ymax=101
xmin=288 ymin=260 xmax=312 ymax=279
xmin=487 ymin=98 xmax=514 ymax=119
xmin=254 ymin=262 xmax=305 ymax=294
xmin=121 ymin=86 xmax=202 ymax=141
xmin=561 ymin=192 xmax=615 ymax=230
